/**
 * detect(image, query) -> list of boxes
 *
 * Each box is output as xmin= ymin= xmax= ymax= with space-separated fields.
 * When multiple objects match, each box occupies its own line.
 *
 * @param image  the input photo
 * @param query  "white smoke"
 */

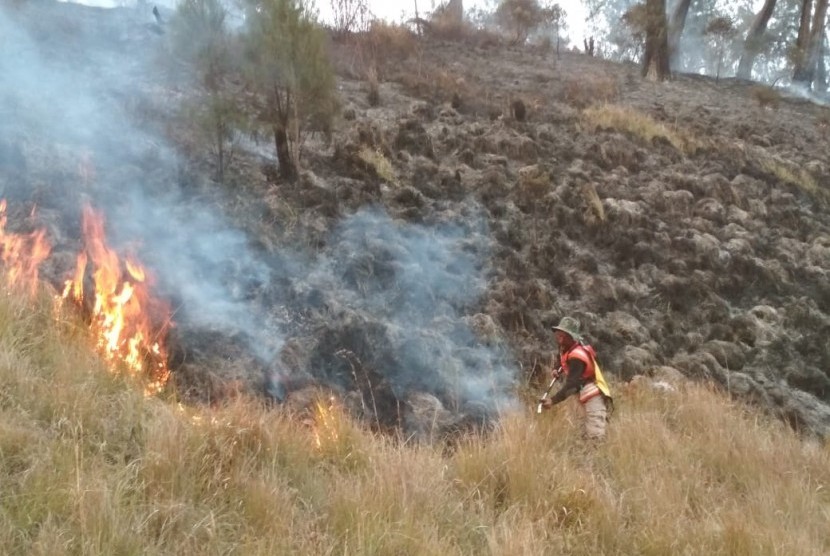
xmin=0 ymin=3 xmax=519 ymax=417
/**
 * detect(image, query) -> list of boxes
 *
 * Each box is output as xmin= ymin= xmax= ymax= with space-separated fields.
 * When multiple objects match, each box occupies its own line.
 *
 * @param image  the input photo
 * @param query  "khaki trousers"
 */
xmin=581 ymin=395 xmax=608 ymax=440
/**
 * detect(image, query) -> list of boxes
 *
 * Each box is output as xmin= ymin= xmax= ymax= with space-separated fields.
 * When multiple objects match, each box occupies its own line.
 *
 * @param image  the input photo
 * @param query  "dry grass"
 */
xmin=365 ymin=20 xmax=417 ymax=70
xmin=582 ymin=104 xmax=702 ymax=155
xmin=358 ymin=145 xmax=397 ymax=184
xmin=329 ymin=20 xmax=417 ymax=81
xmin=750 ymin=85 xmax=781 ymax=110
xmin=758 ymin=154 xmax=825 ymax=203
xmin=1 ymin=284 xmax=829 ymax=555
xmin=581 ymin=182 xmax=606 ymax=225
xmin=397 ymin=64 xmax=470 ymax=105
xmin=561 ymin=76 xmax=621 ymax=109
xmin=365 ymin=65 xmax=380 ymax=106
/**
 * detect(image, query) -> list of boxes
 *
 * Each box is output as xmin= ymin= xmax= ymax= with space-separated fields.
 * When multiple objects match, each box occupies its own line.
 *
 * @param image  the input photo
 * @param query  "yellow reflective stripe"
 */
xmin=579 ymin=382 xmax=601 ymax=403
xmin=593 ymin=362 xmax=612 ymax=398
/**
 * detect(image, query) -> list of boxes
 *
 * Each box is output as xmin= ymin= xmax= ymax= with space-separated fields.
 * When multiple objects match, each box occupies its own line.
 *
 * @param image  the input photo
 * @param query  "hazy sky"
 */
xmin=359 ymin=1 xmax=591 ymax=42
xmin=60 ymin=0 xmax=593 ymax=43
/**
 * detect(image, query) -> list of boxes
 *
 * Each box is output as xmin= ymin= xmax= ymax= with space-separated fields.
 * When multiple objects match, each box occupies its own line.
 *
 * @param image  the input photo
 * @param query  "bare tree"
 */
xmin=642 ymin=0 xmax=671 ymax=81
xmin=329 ymin=0 xmax=371 ymax=36
xmin=737 ymin=0 xmax=778 ymax=80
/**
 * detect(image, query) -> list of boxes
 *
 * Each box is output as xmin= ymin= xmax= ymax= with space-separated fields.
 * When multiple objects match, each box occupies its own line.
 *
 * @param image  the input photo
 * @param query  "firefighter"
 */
xmin=539 ymin=316 xmax=612 ymax=440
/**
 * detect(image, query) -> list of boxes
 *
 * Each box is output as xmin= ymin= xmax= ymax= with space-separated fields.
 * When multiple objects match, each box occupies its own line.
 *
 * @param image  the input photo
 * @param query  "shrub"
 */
xmin=750 ymin=85 xmax=781 ymax=110
xmin=429 ymin=0 xmax=467 ymax=41
xmin=366 ymin=20 xmax=418 ymax=71
xmin=397 ymin=65 xmax=469 ymax=105
xmin=241 ymin=0 xmax=338 ymax=181
xmin=170 ymin=0 xmax=243 ymax=182
xmin=496 ymin=0 xmax=543 ymax=45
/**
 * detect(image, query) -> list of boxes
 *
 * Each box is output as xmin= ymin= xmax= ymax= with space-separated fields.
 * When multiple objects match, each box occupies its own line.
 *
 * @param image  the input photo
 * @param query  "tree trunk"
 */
xmin=805 ymin=0 xmax=829 ymax=86
xmin=793 ymin=0 xmax=814 ymax=83
xmin=668 ymin=0 xmax=693 ymax=69
xmin=793 ymin=0 xmax=829 ymax=87
xmin=643 ymin=0 xmax=671 ymax=81
xmin=817 ymin=32 xmax=828 ymax=91
xmin=271 ymin=86 xmax=297 ymax=181
xmin=217 ymin=123 xmax=225 ymax=183
xmin=737 ymin=0 xmax=777 ymax=79
xmin=274 ymin=124 xmax=295 ymax=181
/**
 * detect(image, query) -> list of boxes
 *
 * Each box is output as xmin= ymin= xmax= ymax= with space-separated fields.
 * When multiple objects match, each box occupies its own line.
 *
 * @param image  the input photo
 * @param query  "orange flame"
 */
xmin=313 ymin=397 xmax=340 ymax=449
xmin=0 ymin=198 xmax=172 ymax=394
xmin=62 ymin=204 xmax=172 ymax=394
xmin=0 ymin=199 xmax=51 ymax=296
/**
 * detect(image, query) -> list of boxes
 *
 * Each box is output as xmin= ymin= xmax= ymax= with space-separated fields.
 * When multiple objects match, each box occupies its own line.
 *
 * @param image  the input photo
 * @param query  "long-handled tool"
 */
xmin=536 ymin=367 xmax=562 ymax=414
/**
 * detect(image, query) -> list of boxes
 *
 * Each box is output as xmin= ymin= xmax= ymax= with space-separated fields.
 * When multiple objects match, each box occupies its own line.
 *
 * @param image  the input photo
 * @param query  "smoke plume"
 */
xmin=0 ymin=2 xmax=519 ymax=429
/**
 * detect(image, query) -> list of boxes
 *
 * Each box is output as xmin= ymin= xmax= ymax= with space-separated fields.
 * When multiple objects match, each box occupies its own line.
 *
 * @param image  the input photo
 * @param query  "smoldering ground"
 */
xmin=0 ymin=3 xmax=519 ymax=435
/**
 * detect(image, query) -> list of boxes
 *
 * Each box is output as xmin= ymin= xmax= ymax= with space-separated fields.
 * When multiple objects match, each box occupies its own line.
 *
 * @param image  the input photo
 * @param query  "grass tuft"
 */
xmin=582 ymin=104 xmax=702 ymax=155
xmin=759 ymin=154 xmax=825 ymax=202
xmin=358 ymin=145 xmax=397 ymax=184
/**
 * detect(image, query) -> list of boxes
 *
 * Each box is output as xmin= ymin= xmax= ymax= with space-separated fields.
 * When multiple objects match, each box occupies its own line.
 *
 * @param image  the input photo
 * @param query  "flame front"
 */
xmin=0 ymin=200 xmax=51 ymax=296
xmin=0 ymin=198 xmax=172 ymax=395
xmin=62 ymin=205 xmax=172 ymax=394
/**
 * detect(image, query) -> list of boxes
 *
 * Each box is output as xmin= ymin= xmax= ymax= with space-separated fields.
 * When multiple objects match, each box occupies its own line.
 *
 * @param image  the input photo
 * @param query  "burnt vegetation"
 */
xmin=2 ymin=0 xmax=830 ymax=441
xmin=167 ymin=0 xmax=830 ymax=439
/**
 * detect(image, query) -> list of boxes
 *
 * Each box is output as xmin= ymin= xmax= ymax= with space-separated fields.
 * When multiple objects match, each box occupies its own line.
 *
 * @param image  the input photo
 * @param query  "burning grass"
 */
xmin=0 ymin=282 xmax=828 ymax=554
xmin=0 ymin=199 xmax=50 ymax=295
xmin=0 ymin=199 xmax=173 ymax=394
xmin=61 ymin=205 xmax=172 ymax=393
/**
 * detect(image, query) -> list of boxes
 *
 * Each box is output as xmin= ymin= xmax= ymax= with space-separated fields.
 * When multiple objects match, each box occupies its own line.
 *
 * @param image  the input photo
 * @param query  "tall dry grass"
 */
xmin=0 ymin=284 xmax=828 ymax=555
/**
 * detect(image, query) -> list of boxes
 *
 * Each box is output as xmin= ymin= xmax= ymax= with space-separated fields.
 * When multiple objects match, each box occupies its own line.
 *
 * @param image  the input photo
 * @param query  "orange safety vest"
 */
xmin=560 ymin=343 xmax=611 ymax=404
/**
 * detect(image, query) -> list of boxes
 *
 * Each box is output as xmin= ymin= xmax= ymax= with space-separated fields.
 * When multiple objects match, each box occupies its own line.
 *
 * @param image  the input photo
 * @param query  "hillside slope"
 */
xmin=0 ymin=1 xmax=829 ymax=438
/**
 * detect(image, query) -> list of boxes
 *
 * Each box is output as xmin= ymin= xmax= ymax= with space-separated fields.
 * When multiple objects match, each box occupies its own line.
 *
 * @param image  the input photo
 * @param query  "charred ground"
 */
xmin=2 ymin=1 xmax=829 ymax=439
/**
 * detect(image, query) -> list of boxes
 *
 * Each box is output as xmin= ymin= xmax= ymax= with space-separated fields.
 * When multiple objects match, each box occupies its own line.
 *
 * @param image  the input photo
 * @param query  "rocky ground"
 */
xmin=1 ymin=1 xmax=829 ymax=439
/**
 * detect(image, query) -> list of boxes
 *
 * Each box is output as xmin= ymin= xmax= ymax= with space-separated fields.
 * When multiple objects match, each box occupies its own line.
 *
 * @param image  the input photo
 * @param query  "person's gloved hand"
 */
xmin=539 ymin=398 xmax=554 ymax=410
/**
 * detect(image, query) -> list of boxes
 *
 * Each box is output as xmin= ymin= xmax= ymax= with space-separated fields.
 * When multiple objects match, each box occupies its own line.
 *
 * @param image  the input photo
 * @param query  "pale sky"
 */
xmin=322 ymin=1 xmax=591 ymax=43
xmin=61 ymin=0 xmax=592 ymax=44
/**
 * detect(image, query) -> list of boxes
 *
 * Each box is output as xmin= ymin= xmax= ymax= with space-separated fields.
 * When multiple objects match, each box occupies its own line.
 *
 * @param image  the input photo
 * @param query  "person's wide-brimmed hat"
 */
xmin=552 ymin=316 xmax=581 ymax=340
